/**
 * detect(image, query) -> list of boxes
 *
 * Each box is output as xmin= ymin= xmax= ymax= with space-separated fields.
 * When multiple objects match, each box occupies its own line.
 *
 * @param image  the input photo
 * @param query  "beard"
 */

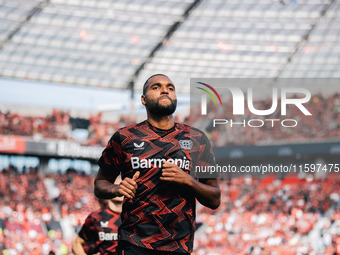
xmin=145 ymin=95 xmax=177 ymax=117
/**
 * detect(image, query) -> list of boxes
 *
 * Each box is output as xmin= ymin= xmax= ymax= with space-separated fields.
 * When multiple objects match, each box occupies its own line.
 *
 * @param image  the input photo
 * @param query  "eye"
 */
xmin=169 ymin=87 xmax=175 ymax=91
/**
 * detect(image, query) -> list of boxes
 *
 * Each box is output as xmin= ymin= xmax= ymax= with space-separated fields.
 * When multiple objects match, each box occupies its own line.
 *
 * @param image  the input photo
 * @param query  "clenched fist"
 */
xmin=160 ymin=161 xmax=193 ymax=186
xmin=116 ymin=171 xmax=140 ymax=199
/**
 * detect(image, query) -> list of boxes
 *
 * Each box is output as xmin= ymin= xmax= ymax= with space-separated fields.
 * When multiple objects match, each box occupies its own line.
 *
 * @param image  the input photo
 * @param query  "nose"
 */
xmin=160 ymin=86 xmax=169 ymax=94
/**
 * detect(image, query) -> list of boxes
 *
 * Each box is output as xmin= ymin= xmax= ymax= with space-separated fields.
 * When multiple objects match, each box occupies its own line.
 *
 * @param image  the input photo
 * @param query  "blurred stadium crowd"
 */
xmin=0 ymin=166 xmax=99 ymax=254
xmin=195 ymin=177 xmax=340 ymax=255
xmin=0 ymin=109 xmax=136 ymax=147
xmin=0 ymin=166 xmax=339 ymax=254
xmin=1 ymin=91 xmax=340 ymax=147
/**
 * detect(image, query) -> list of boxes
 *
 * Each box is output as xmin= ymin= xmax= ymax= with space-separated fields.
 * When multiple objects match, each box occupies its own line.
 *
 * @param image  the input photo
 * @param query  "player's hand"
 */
xmin=160 ymin=161 xmax=192 ymax=186
xmin=117 ymin=171 xmax=140 ymax=199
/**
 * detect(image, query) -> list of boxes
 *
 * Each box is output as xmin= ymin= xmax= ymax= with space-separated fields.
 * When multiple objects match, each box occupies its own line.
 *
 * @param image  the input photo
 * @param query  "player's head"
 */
xmin=141 ymin=74 xmax=177 ymax=117
xmin=142 ymin=74 xmax=169 ymax=95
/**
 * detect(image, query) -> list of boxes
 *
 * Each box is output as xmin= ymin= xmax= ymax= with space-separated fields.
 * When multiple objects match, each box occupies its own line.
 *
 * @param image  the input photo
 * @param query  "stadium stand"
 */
xmin=194 ymin=177 xmax=340 ymax=255
xmin=0 ymin=109 xmax=137 ymax=147
xmin=0 ymin=166 xmax=339 ymax=254
xmin=1 ymin=90 xmax=339 ymax=147
xmin=0 ymin=167 xmax=100 ymax=254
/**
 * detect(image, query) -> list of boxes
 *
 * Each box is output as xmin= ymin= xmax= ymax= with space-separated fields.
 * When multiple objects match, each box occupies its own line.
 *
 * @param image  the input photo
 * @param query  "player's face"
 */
xmin=142 ymin=75 xmax=177 ymax=116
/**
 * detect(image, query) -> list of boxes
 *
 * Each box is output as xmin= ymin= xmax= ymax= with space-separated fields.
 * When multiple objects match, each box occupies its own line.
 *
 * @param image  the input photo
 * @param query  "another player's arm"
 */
xmin=72 ymin=236 xmax=86 ymax=255
xmin=161 ymin=161 xmax=220 ymax=209
xmin=94 ymin=168 xmax=140 ymax=199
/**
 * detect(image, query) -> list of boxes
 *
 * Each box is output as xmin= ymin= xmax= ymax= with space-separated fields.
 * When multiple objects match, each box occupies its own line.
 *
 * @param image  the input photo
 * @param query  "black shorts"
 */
xmin=117 ymin=241 xmax=190 ymax=255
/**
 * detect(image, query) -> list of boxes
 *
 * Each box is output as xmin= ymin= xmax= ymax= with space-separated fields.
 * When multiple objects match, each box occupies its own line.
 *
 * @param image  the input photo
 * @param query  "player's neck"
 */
xmin=147 ymin=114 xmax=175 ymax=130
xmin=108 ymin=201 xmax=122 ymax=213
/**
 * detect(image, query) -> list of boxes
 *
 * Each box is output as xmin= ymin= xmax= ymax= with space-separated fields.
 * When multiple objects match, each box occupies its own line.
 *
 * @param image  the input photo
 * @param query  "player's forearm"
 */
xmin=94 ymin=179 xmax=120 ymax=199
xmin=187 ymin=178 xmax=221 ymax=209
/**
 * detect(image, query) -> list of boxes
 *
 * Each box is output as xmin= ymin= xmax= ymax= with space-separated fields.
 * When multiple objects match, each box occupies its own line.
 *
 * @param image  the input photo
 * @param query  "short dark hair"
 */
xmin=142 ymin=74 xmax=169 ymax=95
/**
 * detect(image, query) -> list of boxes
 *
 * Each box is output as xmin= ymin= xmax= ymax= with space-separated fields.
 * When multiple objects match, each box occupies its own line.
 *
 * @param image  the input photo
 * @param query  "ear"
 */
xmin=141 ymin=95 xmax=146 ymax=106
